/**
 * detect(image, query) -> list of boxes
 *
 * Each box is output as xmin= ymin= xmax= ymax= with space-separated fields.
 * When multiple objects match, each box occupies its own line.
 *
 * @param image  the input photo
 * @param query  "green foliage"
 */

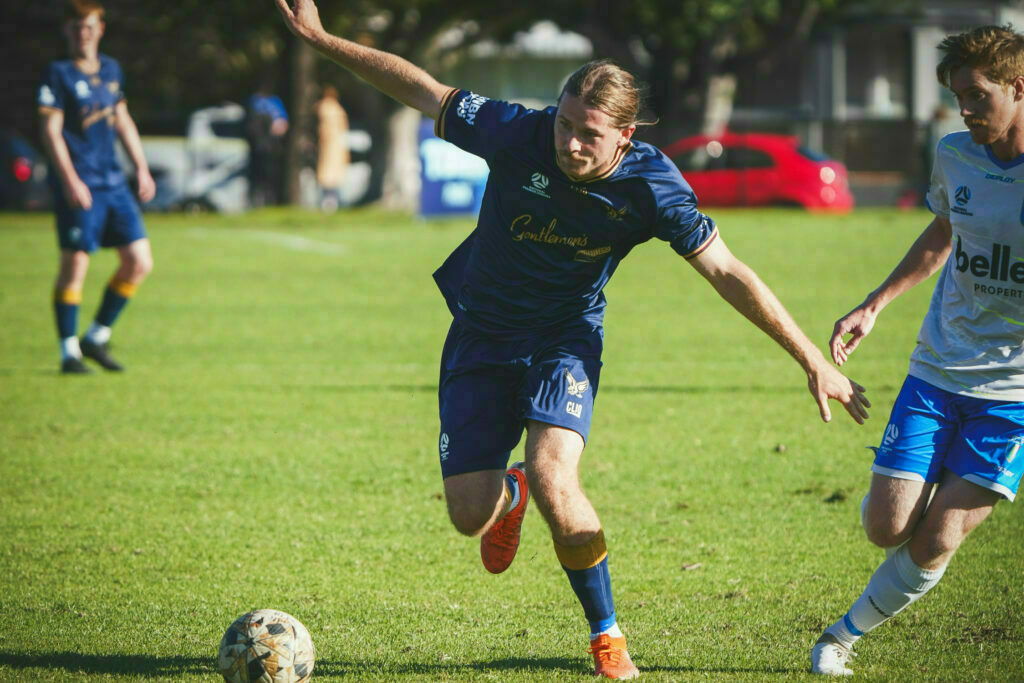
xmin=0 ymin=207 xmax=1021 ymax=681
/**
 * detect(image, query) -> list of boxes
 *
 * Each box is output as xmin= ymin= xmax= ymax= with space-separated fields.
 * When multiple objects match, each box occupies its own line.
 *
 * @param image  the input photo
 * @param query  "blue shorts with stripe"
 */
xmin=437 ymin=319 xmax=602 ymax=478
xmin=871 ymin=375 xmax=1024 ymax=501
xmin=54 ymin=183 xmax=146 ymax=252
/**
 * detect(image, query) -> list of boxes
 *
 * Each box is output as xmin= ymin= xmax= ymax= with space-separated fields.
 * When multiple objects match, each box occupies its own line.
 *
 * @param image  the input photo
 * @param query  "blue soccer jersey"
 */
xmin=432 ymin=89 xmax=718 ymax=336
xmin=37 ymin=55 xmax=127 ymax=190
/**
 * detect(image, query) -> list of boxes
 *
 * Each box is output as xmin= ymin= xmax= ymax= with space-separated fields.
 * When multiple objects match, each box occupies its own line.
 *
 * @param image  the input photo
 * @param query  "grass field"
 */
xmin=1 ymin=207 xmax=1021 ymax=681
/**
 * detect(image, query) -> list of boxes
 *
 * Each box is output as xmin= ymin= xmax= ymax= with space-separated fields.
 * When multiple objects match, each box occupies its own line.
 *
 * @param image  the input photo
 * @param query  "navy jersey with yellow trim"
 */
xmin=37 ymin=55 xmax=126 ymax=189
xmin=432 ymin=89 xmax=718 ymax=336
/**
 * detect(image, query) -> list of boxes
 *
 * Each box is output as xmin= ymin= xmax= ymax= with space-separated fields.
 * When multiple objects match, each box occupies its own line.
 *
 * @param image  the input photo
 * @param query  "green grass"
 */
xmin=0 ymin=207 xmax=1020 ymax=681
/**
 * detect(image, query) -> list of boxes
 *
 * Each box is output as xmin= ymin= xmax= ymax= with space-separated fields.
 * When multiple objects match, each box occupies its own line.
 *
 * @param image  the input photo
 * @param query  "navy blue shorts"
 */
xmin=872 ymin=375 xmax=1024 ymax=501
xmin=55 ymin=184 xmax=146 ymax=252
xmin=437 ymin=319 xmax=603 ymax=478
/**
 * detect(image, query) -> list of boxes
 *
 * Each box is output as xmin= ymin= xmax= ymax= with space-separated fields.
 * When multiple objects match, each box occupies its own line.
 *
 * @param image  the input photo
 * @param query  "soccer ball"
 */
xmin=218 ymin=609 xmax=315 ymax=683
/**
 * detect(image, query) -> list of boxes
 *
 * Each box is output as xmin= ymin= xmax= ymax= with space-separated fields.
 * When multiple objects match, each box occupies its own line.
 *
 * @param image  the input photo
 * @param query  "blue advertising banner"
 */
xmin=418 ymin=118 xmax=489 ymax=217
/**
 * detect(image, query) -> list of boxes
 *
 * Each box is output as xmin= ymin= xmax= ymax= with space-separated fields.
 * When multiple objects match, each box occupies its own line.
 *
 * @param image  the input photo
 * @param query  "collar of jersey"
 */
xmin=985 ymin=144 xmax=1024 ymax=170
xmin=564 ymin=141 xmax=634 ymax=184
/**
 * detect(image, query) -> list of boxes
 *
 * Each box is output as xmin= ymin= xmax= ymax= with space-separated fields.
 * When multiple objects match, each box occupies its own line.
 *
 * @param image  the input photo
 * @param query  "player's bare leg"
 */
xmin=443 ymin=469 xmax=509 ymax=537
xmin=81 ymin=237 xmax=153 ymax=371
xmin=526 ymin=422 xmax=638 ymax=679
xmin=813 ymin=472 xmax=998 ymax=675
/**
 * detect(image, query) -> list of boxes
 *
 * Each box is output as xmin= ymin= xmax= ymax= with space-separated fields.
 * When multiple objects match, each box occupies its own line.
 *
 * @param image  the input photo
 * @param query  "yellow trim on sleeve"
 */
xmin=434 ymin=88 xmax=460 ymax=140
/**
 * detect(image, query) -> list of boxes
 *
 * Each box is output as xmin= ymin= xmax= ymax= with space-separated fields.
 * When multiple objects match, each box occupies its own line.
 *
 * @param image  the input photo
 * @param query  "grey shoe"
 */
xmin=80 ymin=338 xmax=124 ymax=371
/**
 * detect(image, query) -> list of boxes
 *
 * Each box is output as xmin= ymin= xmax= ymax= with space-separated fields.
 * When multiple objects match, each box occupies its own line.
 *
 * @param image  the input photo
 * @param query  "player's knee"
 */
xmin=126 ymin=252 xmax=153 ymax=281
xmin=862 ymin=504 xmax=913 ymax=548
xmin=446 ymin=506 xmax=490 ymax=537
xmin=443 ymin=493 xmax=493 ymax=537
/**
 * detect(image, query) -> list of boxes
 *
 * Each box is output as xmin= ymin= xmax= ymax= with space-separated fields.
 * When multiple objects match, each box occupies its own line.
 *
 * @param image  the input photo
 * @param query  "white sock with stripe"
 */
xmin=825 ymin=544 xmax=946 ymax=649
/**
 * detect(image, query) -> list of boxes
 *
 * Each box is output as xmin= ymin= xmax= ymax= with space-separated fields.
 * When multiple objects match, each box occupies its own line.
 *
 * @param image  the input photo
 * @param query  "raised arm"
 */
xmin=829 ymin=215 xmax=952 ymax=366
xmin=274 ymin=0 xmax=452 ymax=119
xmin=689 ymin=237 xmax=870 ymax=424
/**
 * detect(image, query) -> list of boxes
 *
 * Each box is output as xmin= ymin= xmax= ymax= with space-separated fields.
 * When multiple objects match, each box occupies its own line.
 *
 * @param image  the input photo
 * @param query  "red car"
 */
xmin=660 ymin=132 xmax=854 ymax=212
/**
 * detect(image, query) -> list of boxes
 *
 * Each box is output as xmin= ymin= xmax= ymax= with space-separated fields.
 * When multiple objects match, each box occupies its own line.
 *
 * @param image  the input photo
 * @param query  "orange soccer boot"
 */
xmin=588 ymin=634 xmax=639 ymax=680
xmin=480 ymin=461 xmax=528 ymax=574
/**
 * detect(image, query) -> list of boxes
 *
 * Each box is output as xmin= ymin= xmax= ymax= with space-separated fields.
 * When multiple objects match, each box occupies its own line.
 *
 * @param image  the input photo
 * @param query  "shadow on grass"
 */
xmin=0 ymin=651 xmax=213 ymax=677
xmin=283 ymin=383 xmax=902 ymax=395
xmin=0 ymin=651 xmax=800 ymax=677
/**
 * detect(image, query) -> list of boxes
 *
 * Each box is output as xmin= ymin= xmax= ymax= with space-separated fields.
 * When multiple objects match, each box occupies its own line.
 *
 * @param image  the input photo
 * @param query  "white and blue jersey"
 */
xmin=37 ymin=55 xmax=127 ymax=190
xmin=432 ymin=89 xmax=718 ymax=338
xmin=872 ymin=132 xmax=1024 ymax=500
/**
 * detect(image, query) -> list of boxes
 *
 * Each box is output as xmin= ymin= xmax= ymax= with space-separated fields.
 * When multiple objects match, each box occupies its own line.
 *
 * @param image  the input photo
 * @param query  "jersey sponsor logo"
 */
xmin=984 ymin=172 xmax=1016 ymax=184
xmin=38 ymin=84 xmax=56 ymax=106
xmin=954 ymin=237 xmax=1024 ymax=283
xmin=523 ymin=172 xmax=551 ymax=198
xmin=566 ymin=369 xmax=589 ymax=398
xmin=566 ymin=401 xmax=583 ymax=418
xmin=574 ymin=245 xmax=612 ymax=262
xmin=456 ymin=93 xmax=488 ymax=126
xmin=439 ymin=432 xmax=449 ymax=461
xmin=510 ymin=214 xmax=589 ymax=247
xmin=74 ymin=80 xmax=91 ymax=98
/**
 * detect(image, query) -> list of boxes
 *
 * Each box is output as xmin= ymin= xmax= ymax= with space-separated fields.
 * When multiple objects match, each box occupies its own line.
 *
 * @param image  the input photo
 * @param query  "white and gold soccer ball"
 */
xmin=218 ymin=609 xmax=315 ymax=683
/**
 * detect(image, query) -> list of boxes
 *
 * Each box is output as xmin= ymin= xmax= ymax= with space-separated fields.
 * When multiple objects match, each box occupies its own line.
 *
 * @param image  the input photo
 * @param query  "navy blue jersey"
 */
xmin=432 ymin=89 xmax=718 ymax=337
xmin=38 ymin=55 xmax=126 ymax=189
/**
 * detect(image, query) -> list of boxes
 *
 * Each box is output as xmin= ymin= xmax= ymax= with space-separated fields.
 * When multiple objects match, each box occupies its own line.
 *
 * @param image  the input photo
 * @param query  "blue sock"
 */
xmin=95 ymin=280 xmax=134 ymax=327
xmin=555 ymin=530 xmax=616 ymax=636
xmin=54 ymin=288 xmax=81 ymax=339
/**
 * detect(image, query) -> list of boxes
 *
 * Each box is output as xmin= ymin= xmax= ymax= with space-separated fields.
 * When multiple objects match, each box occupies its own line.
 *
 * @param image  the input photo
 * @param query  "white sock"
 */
xmin=827 ymin=544 xmax=946 ymax=649
xmin=60 ymin=336 xmax=82 ymax=361
xmin=505 ymin=473 xmax=521 ymax=511
xmin=591 ymin=623 xmax=623 ymax=640
xmin=83 ymin=323 xmax=111 ymax=345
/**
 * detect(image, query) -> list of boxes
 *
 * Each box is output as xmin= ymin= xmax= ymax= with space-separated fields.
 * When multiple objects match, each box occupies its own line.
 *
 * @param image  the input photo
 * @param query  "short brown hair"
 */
xmin=65 ymin=0 xmax=105 ymax=22
xmin=937 ymin=25 xmax=1024 ymax=87
xmin=559 ymin=60 xmax=656 ymax=129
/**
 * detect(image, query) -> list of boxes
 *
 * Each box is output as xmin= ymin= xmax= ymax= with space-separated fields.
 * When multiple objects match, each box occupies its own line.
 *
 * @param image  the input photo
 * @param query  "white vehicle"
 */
xmin=132 ymin=103 xmax=372 ymax=213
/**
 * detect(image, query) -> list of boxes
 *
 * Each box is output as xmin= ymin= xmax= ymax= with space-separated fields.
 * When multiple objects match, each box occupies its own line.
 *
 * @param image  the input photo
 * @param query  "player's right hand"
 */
xmin=829 ymin=305 xmax=877 ymax=366
xmin=273 ymin=0 xmax=324 ymax=40
xmin=66 ymin=177 xmax=92 ymax=210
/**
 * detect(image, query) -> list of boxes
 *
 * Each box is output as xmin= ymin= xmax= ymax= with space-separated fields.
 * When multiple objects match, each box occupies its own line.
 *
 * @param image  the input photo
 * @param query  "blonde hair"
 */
xmin=937 ymin=25 xmax=1024 ymax=87
xmin=559 ymin=60 xmax=656 ymax=129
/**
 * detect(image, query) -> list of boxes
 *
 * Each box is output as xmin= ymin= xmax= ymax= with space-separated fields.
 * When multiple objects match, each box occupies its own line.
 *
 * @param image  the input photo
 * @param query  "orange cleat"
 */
xmin=589 ymin=634 xmax=639 ymax=680
xmin=480 ymin=461 xmax=528 ymax=574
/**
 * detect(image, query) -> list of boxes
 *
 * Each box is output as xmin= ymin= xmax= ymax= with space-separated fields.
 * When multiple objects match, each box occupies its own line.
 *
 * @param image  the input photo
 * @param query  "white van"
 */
xmin=133 ymin=103 xmax=372 ymax=212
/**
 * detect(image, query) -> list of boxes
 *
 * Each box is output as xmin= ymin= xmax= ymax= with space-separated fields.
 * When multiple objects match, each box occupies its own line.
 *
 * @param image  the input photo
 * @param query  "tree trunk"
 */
xmin=286 ymin=38 xmax=318 ymax=206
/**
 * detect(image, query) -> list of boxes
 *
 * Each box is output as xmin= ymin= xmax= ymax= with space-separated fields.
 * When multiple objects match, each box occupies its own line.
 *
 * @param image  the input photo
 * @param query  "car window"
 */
xmin=797 ymin=146 xmax=829 ymax=162
xmin=671 ymin=144 xmax=727 ymax=173
xmin=210 ymin=120 xmax=246 ymax=139
xmin=725 ymin=146 xmax=774 ymax=169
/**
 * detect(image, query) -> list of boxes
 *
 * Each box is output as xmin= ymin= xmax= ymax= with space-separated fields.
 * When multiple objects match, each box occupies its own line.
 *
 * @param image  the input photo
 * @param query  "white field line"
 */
xmin=188 ymin=227 xmax=347 ymax=255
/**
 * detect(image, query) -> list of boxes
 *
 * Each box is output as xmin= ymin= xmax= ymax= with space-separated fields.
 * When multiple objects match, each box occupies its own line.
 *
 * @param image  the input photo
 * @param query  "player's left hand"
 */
xmin=807 ymin=362 xmax=870 ymax=424
xmin=137 ymin=168 xmax=156 ymax=203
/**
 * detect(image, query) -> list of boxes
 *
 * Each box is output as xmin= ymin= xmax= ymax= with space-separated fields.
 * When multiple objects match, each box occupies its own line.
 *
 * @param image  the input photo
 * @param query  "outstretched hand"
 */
xmin=829 ymin=305 xmax=877 ymax=366
xmin=807 ymin=362 xmax=870 ymax=424
xmin=273 ymin=0 xmax=324 ymax=40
